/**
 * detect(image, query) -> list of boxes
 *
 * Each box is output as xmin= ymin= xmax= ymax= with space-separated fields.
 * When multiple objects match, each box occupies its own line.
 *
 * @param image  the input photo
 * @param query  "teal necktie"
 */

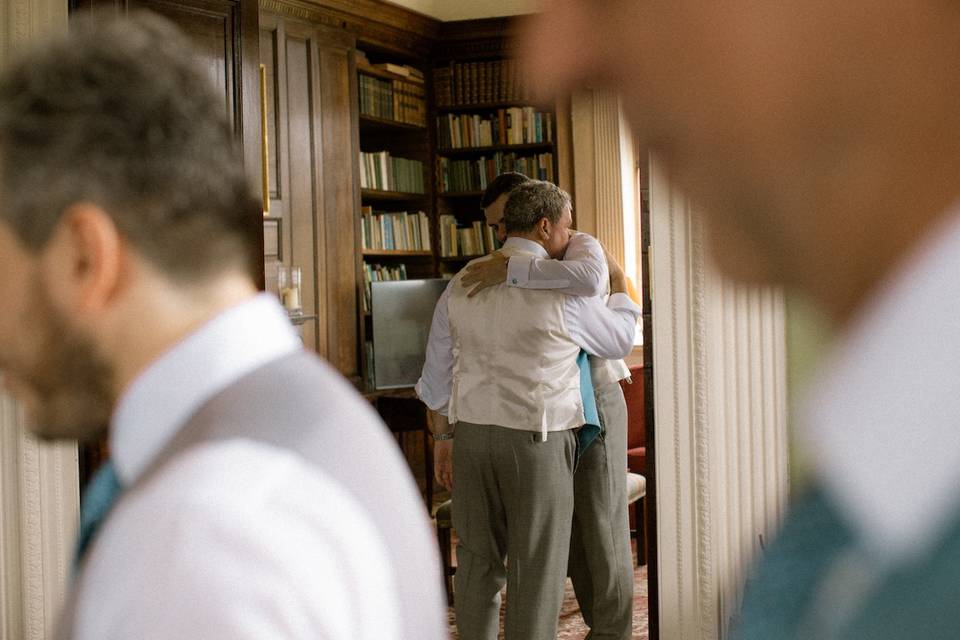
xmin=74 ymin=460 xmax=123 ymax=569
xmin=576 ymin=350 xmax=602 ymax=462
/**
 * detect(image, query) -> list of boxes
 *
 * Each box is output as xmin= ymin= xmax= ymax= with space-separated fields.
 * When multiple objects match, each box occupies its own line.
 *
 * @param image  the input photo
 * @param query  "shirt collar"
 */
xmin=110 ymin=293 xmax=301 ymax=485
xmin=503 ymin=236 xmax=549 ymax=257
xmin=801 ymin=207 xmax=960 ymax=565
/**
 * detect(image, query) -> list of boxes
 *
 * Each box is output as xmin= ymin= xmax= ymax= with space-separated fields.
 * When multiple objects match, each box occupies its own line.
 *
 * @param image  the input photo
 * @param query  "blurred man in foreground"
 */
xmin=524 ymin=1 xmax=960 ymax=638
xmin=0 ymin=14 xmax=444 ymax=640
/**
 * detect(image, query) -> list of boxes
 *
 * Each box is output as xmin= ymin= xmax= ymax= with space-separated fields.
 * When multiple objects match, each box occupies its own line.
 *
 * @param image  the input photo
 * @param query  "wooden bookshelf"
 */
xmin=361 ymin=188 xmax=428 ymax=201
xmin=356 ymin=60 xmax=411 ymax=82
xmin=431 ymin=27 xmax=560 ymax=263
xmin=440 ymin=254 xmax=484 ymax=262
xmin=436 ymin=101 xmax=550 ymax=113
xmin=362 ymin=249 xmax=432 ymax=257
xmin=438 ymin=142 xmax=554 ymax=155
xmin=360 ymin=114 xmax=427 ymax=133
xmin=438 ymin=190 xmax=484 ymax=198
xmin=355 ymin=39 xmax=436 ymax=389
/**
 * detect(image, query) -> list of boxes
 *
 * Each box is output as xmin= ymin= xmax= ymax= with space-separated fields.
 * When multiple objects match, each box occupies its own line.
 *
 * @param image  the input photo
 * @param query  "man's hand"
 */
xmin=461 ymin=251 xmax=509 ymax=297
xmin=602 ymin=245 xmax=629 ymax=295
xmin=434 ymin=439 xmax=453 ymax=489
xmin=602 ymin=244 xmax=625 ymax=280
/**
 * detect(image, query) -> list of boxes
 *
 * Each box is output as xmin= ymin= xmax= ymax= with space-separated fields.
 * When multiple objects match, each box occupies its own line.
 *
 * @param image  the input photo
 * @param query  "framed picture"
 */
xmin=263 ymin=218 xmax=281 ymax=260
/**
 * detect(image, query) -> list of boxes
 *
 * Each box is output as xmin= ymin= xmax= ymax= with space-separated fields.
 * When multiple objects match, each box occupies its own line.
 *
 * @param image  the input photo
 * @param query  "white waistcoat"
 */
xmin=447 ymin=247 xmax=585 ymax=434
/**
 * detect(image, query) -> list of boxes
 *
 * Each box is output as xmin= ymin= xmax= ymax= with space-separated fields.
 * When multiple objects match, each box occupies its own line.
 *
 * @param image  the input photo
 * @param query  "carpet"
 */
xmin=446 ymin=563 xmax=649 ymax=639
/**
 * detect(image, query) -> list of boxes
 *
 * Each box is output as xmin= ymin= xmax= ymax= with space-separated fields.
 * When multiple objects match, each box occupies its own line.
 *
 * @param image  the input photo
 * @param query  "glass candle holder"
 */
xmin=278 ymin=265 xmax=302 ymax=314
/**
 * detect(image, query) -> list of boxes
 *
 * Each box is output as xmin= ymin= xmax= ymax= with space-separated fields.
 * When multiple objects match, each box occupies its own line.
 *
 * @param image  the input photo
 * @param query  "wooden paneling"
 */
xmin=260 ymin=0 xmax=437 ymax=56
xmin=315 ymin=33 xmax=359 ymax=375
xmin=261 ymin=10 xmax=359 ymax=374
xmin=259 ymin=27 xmax=281 ymax=199
xmin=284 ymin=28 xmax=322 ymax=352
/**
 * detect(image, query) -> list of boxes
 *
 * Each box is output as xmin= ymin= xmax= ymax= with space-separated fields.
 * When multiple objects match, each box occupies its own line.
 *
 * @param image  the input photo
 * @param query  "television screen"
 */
xmin=371 ymin=278 xmax=449 ymax=390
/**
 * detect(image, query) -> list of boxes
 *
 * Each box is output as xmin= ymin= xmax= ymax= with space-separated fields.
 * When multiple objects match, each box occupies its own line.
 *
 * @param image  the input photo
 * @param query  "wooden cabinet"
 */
xmin=259 ymin=12 xmax=360 ymax=375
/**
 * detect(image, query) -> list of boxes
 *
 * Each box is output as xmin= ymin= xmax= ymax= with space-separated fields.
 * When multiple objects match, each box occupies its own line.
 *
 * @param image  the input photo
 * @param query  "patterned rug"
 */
xmin=446 ymin=563 xmax=649 ymax=639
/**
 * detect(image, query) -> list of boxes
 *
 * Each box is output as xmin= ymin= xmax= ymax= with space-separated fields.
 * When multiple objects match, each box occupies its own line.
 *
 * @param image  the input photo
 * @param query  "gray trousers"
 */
xmin=569 ymin=380 xmax=634 ymax=639
xmin=452 ymin=422 xmax=577 ymax=640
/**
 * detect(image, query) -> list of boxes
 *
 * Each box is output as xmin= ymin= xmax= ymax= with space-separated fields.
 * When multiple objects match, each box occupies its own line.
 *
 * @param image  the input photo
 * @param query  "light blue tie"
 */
xmin=74 ymin=460 xmax=123 ymax=569
xmin=576 ymin=350 xmax=602 ymax=463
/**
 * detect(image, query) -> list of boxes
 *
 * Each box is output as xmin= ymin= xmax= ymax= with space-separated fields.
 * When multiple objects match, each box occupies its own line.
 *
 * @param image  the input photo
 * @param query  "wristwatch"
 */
xmin=432 ymin=431 xmax=454 ymax=441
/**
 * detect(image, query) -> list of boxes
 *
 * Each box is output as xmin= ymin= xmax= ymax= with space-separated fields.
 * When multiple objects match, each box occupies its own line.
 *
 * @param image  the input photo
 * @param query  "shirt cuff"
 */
xmin=607 ymin=292 xmax=642 ymax=314
xmin=414 ymin=378 xmax=449 ymax=415
xmin=506 ymin=255 xmax=532 ymax=287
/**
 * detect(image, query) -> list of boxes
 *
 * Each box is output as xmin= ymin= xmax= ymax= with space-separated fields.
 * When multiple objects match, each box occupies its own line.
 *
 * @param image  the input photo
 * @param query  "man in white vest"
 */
xmin=0 ymin=15 xmax=445 ymax=640
xmin=417 ymin=180 xmax=640 ymax=639
xmin=460 ymin=171 xmax=638 ymax=639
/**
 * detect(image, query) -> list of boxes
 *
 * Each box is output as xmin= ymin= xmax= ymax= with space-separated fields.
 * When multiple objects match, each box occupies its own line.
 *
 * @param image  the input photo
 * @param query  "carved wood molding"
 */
xmin=259 ymin=1 xmax=521 ymax=61
xmin=1 ymin=395 xmax=78 ymax=640
xmin=690 ymin=203 xmax=718 ymax=639
xmin=650 ymin=155 xmax=788 ymax=639
xmin=260 ymin=0 xmax=438 ymax=57
xmin=434 ymin=17 xmax=523 ymax=59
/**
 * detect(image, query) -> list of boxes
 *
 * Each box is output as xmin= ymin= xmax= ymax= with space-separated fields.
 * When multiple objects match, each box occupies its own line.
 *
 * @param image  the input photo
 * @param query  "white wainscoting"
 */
xmin=649 ymin=155 xmax=789 ymax=639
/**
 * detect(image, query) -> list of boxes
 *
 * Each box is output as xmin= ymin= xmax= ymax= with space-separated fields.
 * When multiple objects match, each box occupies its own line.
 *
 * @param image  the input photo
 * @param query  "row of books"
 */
xmin=358 ymin=74 xmax=427 ymax=127
xmin=433 ymin=59 xmax=530 ymax=107
xmin=361 ymin=262 xmax=408 ymax=314
xmin=360 ymin=207 xmax=431 ymax=252
xmin=438 ymin=153 xmax=555 ymax=193
xmin=359 ymin=151 xmax=426 ymax=194
xmin=438 ymin=215 xmax=500 ymax=258
xmin=437 ymin=108 xmax=554 ymax=149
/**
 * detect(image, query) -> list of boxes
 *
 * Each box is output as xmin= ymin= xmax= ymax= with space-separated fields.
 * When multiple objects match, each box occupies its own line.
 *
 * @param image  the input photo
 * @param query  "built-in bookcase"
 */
xmin=354 ymin=45 xmax=435 ymax=388
xmin=350 ymin=19 xmax=562 ymax=386
xmin=431 ymin=49 xmax=559 ymax=276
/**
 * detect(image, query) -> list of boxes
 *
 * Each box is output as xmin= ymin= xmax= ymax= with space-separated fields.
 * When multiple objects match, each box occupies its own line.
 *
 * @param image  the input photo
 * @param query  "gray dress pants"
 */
xmin=452 ymin=422 xmax=577 ymax=640
xmin=568 ymin=380 xmax=634 ymax=639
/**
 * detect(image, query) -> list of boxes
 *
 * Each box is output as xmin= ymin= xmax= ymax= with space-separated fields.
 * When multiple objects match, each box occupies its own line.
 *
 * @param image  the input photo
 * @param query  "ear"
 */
xmin=538 ymin=217 xmax=551 ymax=238
xmin=41 ymin=203 xmax=124 ymax=315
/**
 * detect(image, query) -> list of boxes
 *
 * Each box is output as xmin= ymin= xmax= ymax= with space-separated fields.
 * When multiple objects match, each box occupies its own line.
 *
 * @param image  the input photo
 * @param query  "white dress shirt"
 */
xmin=417 ymin=237 xmax=640 ymax=414
xmin=75 ymin=294 xmax=402 ymax=640
xmin=506 ymin=231 xmax=608 ymax=297
xmin=802 ymin=208 xmax=960 ymax=567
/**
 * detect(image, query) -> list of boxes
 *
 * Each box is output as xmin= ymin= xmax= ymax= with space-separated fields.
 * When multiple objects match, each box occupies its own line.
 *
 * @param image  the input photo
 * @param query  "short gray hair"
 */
xmin=503 ymin=180 xmax=572 ymax=234
xmin=0 ymin=12 xmax=256 ymax=282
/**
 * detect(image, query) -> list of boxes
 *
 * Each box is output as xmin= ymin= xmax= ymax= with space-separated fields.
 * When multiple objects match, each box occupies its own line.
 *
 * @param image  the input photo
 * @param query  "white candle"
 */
xmin=282 ymin=287 xmax=301 ymax=312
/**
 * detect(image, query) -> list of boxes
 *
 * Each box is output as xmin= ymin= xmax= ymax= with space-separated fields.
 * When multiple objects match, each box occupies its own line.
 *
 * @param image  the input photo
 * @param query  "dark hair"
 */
xmin=503 ymin=180 xmax=572 ymax=234
xmin=0 ymin=12 xmax=255 ymax=282
xmin=480 ymin=172 xmax=532 ymax=208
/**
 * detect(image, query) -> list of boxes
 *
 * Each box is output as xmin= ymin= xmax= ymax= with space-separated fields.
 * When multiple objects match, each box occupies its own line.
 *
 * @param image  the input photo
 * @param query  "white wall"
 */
xmin=387 ymin=0 xmax=537 ymax=21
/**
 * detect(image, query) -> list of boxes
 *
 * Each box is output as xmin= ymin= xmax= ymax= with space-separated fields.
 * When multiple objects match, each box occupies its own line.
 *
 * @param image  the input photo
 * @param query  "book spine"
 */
xmin=419 ymin=212 xmax=431 ymax=251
